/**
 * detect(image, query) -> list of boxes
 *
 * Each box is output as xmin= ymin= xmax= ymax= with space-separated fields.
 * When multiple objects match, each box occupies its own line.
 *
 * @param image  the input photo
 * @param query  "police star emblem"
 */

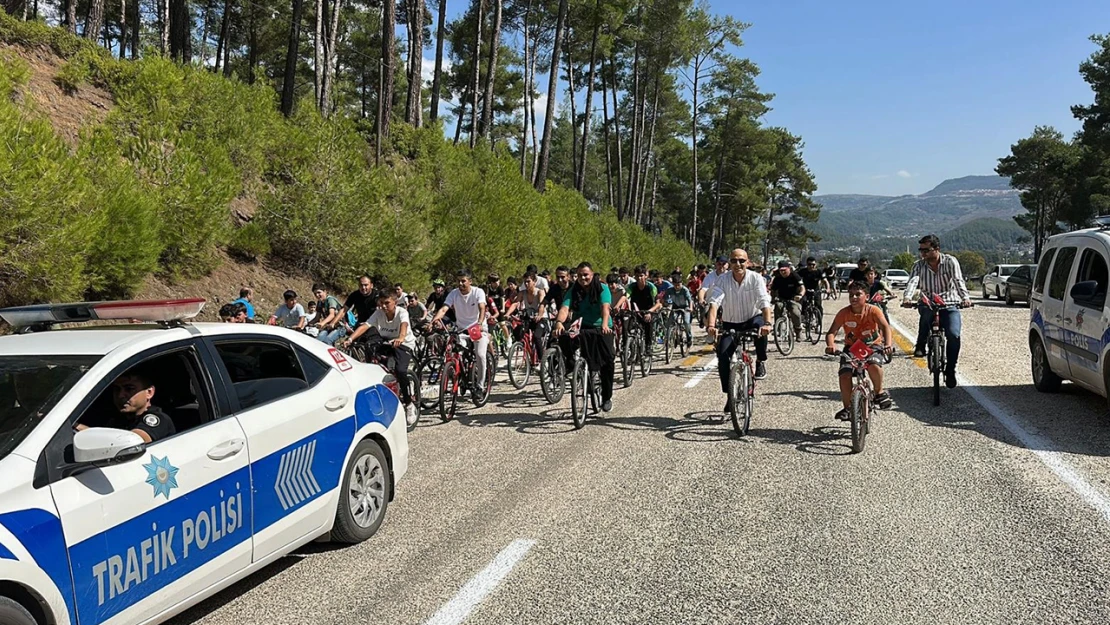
xmin=143 ymin=455 xmax=179 ymax=500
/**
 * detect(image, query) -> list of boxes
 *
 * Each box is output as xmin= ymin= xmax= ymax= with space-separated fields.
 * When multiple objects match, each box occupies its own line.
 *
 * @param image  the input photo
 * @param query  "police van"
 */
xmin=1029 ymin=218 xmax=1110 ymax=407
xmin=0 ymin=299 xmax=408 ymax=625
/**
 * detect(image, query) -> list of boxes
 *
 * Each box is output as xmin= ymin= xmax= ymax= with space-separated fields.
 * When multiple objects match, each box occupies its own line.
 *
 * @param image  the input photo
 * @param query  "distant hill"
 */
xmin=921 ymin=175 xmax=1014 ymax=197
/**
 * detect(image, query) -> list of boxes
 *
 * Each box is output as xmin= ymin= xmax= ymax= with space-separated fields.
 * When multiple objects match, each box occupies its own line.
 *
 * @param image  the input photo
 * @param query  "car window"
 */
xmin=1074 ymin=248 xmax=1109 ymax=310
xmin=1034 ymin=249 xmax=1056 ymax=294
xmin=1047 ymin=247 xmax=1077 ymax=301
xmin=1012 ymin=266 xmax=1028 ymax=279
xmin=214 ymin=340 xmax=309 ymax=410
xmin=294 ymin=345 xmax=331 ymax=386
xmin=0 ymin=356 xmax=98 ymax=460
xmin=1000 ymin=266 xmax=1015 ymax=277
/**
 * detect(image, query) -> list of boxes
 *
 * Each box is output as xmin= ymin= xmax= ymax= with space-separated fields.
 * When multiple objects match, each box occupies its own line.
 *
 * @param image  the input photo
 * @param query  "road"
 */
xmin=172 ymin=295 xmax=1110 ymax=625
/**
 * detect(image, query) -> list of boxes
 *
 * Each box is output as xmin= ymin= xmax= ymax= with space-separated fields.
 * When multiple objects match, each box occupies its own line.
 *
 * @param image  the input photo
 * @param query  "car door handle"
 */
xmin=1063 ymin=317 xmax=1073 ymax=325
xmin=325 ymin=396 xmax=349 ymax=412
xmin=207 ymin=439 xmax=245 ymax=461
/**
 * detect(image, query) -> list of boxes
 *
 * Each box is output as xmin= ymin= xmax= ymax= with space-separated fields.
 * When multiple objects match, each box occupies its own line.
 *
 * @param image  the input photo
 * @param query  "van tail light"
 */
xmin=382 ymin=374 xmax=401 ymax=399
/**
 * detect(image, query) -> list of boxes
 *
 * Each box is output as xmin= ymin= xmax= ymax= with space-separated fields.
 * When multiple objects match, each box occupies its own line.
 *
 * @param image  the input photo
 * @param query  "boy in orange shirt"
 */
xmin=824 ymin=281 xmax=894 ymax=421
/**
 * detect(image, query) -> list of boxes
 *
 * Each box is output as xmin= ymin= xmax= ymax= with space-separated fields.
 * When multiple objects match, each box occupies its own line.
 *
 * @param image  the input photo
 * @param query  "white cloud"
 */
xmin=897 ymin=170 xmax=914 ymax=179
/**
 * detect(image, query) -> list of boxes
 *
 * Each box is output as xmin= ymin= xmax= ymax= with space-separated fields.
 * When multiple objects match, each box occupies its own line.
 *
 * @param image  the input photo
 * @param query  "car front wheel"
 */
xmin=1031 ymin=338 xmax=1062 ymax=393
xmin=0 ymin=597 xmax=36 ymax=625
xmin=332 ymin=439 xmax=390 ymax=543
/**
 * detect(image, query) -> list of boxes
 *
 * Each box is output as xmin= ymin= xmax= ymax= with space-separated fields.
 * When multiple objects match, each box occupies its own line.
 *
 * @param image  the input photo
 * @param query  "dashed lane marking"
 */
xmin=887 ymin=316 xmax=1110 ymax=525
xmin=684 ymin=356 xmax=718 ymax=388
xmin=423 ymin=539 xmax=537 ymax=625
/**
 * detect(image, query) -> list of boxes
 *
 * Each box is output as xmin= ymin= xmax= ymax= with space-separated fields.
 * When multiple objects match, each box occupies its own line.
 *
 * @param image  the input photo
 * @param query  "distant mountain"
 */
xmin=812 ymin=175 xmax=1022 ymax=242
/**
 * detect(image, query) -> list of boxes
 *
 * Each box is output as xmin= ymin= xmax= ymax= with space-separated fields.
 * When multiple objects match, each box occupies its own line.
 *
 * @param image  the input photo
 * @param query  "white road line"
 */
xmin=423 ymin=539 xmax=537 ymax=625
xmin=887 ymin=316 xmax=1110 ymax=523
xmin=684 ymin=357 xmax=718 ymax=388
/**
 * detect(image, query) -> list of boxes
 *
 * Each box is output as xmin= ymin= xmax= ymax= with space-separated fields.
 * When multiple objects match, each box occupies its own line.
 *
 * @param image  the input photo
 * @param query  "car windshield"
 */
xmin=886 ymin=270 xmax=908 ymax=277
xmin=0 ymin=355 xmax=99 ymax=459
xmin=1000 ymin=266 xmax=1016 ymax=276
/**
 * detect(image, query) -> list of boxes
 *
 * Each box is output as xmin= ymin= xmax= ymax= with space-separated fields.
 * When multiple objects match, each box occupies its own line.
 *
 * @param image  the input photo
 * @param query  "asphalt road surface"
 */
xmin=172 ymin=297 xmax=1110 ymax=625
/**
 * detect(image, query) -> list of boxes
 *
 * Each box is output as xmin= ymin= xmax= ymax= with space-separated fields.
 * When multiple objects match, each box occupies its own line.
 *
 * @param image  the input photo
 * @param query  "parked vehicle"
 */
xmin=1003 ymin=264 xmax=1037 ymax=305
xmin=982 ymin=264 xmax=1022 ymax=299
xmin=1028 ymin=219 xmax=1110 ymax=409
xmin=883 ymin=269 xmax=909 ymax=289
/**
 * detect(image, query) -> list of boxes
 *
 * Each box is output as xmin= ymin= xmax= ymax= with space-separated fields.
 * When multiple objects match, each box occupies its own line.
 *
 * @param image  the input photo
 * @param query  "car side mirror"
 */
xmin=73 ymin=428 xmax=146 ymax=465
xmin=1070 ymin=280 xmax=1099 ymax=302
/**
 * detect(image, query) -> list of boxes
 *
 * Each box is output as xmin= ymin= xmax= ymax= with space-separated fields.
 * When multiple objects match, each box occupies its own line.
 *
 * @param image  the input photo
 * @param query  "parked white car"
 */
xmin=0 ymin=299 xmax=407 ymax=625
xmin=1028 ymin=222 xmax=1110 ymax=408
xmin=883 ymin=269 xmax=909 ymax=289
xmin=982 ymin=264 xmax=1021 ymax=299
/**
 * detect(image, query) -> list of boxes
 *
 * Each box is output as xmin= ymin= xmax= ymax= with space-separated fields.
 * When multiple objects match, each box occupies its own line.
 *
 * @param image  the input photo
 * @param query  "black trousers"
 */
xmin=716 ymin=317 xmax=767 ymax=394
xmin=557 ymin=328 xmax=616 ymax=402
xmin=375 ymin=344 xmax=414 ymax=404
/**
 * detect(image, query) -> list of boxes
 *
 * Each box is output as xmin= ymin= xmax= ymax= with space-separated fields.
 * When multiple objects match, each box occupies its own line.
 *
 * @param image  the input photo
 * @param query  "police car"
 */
xmin=1029 ymin=218 xmax=1110 ymax=407
xmin=0 ymin=299 xmax=408 ymax=625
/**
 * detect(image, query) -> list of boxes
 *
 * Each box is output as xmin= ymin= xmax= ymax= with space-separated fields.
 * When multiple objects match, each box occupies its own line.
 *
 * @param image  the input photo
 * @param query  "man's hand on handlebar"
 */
xmin=758 ymin=325 xmax=772 ymax=337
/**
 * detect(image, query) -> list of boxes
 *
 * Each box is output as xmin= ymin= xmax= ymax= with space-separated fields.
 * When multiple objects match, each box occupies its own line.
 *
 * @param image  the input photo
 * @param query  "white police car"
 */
xmin=0 ymin=299 xmax=408 ymax=625
xmin=1029 ymin=219 xmax=1110 ymax=406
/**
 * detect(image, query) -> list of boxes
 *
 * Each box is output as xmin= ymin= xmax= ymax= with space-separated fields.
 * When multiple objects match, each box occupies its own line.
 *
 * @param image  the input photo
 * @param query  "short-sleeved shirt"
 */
xmin=366 ymin=307 xmax=416 ymax=349
xmin=664 ymin=285 xmax=693 ymax=309
xmin=232 ymin=298 xmax=255 ymax=320
xmin=849 ymin=268 xmax=869 ymax=283
xmin=102 ymin=406 xmax=175 ymax=443
xmin=769 ymin=273 xmax=804 ymax=300
xmin=316 ymin=295 xmax=342 ymax=321
xmin=700 ymin=270 xmax=728 ymax=294
xmin=564 ymin=284 xmax=613 ymax=328
xmin=273 ymin=303 xmax=306 ymax=328
xmin=545 ymin=283 xmax=568 ymax=310
xmin=796 ymin=268 xmax=823 ymax=291
xmin=344 ymin=290 xmax=378 ymax=325
xmin=519 ymin=276 xmax=550 ymax=292
xmin=687 ymin=277 xmax=702 ymax=293
xmin=628 ymin=282 xmax=658 ymax=312
xmin=406 ymin=302 xmax=428 ymax=321
xmin=832 ymin=304 xmax=884 ymax=347
xmin=445 ymin=287 xmax=486 ymax=330
xmin=488 ymin=286 xmax=505 ymax=313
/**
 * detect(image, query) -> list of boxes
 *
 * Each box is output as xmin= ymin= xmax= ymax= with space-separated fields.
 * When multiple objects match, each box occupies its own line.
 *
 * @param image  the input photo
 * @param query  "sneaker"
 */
xmin=945 ymin=371 xmax=957 ymax=389
xmin=602 ymin=400 xmax=612 ymax=413
xmin=835 ymin=408 xmax=850 ymax=421
xmin=405 ymin=403 xmax=419 ymax=422
xmin=754 ymin=361 xmax=767 ymax=380
xmin=913 ymin=347 xmax=926 ymax=358
xmin=874 ymin=391 xmax=892 ymax=409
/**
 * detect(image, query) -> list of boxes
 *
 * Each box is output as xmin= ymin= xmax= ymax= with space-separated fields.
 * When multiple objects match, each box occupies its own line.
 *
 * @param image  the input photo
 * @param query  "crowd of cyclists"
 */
xmin=215 ymin=233 xmax=972 ymax=432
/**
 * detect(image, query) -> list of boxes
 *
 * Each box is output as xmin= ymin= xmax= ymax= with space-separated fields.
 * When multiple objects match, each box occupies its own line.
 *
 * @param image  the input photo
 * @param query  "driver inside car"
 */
xmin=76 ymin=368 xmax=176 ymax=444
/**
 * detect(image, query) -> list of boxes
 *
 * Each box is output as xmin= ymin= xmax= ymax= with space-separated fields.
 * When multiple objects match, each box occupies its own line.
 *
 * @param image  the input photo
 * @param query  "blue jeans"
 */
xmin=318 ymin=326 xmax=347 ymax=345
xmin=916 ymin=306 xmax=961 ymax=372
xmin=675 ymin=309 xmax=692 ymax=344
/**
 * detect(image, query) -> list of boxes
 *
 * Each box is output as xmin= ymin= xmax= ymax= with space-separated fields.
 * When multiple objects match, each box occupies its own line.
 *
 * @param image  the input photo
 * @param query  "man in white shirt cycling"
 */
xmin=706 ymin=249 xmax=773 ymax=413
xmin=432 ymin=269 xmax=490 ymax=394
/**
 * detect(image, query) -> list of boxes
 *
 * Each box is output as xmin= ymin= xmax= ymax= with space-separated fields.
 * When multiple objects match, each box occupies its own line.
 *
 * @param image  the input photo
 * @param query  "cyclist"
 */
xmin=864 ymin=267 xmax=895 ymax=321
xmin=618 ymin=267 xmax=632 ymax=288
xmin=606 ymin=273 xmax=629 ymax=311
xmin=821 ymin=263 xmax=837 ymax=298
xmin=431 ymin=269 xmax=490 ymax=395
xmin=553 ymin=262 xmax=616 ymax=413
xmin=796 ymin=257 xmax=824 ymax=318
xmin=628 ymin=265 xmax=662 ymax=353
xmin=706 ymin=248 xmax=772 ymax=411
xmin=544 ymin=266 xmax=572 ymax=317
xmin=849 ymin=257 xmax=871 ymax=283
xmin=650 ymin=270 xmax=673 ymax=297
xmin=362 ymin=293 xmax=419 ymax=424
xmin=509 ymin=272 xmax=550 ymax=361
xmin=698 ymin=256 xmax=730 ymax=307
xmin=423 ymin=279 xmax=450 ymax=330
xmin=405 ymin=293 xmax=428 ymax=324
xmin=768 ymin=260 xmax=805 ymax=341
xmin=901 ymin=233 xmax=971 ymax=388
xmin=824 ymin=281 xmax=894 ymax=420
xmin=663 ymin=271 xmax=694 ymax=349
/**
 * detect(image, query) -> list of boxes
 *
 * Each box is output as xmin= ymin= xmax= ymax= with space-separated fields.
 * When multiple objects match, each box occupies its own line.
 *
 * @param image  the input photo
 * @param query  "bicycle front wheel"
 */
xmin=507 ymin=342 xmax=530 ymax=389
xmin=438 ymin=365 xmax=458 ymax=421
xmin=404 ymin=371 xmax=421 ymax=432
xmin=417 ymin=359 xmax=441 ymax=411
xmin=664 ymin=326 xmax=675 ymax=364
xmin=774 ymin=318 xmax=794 ymax=356
xmin=473 ymin=351 xmax=496 ymax=407
xmin=570 ymin=359 xmax=588 ymax=430
xmin=929 ymin=334 xmax=944 ymax=406
xmin=620 ymin=335 xmax=633 ymax=388
xmin=809 ymin=309 xmax=823 ymax=345
xmin=540 ymin=347 xmax=566 ymax=404
xmin=640 ymin=339 xmax=653 ymax=376
xmin=729 ymin=361 xmax=752 ymax=436
xmin=850 ymin=387 xmax=868 ymax=453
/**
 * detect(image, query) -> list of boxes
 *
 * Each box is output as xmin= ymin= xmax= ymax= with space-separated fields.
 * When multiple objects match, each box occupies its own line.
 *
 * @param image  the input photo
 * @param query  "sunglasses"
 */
xmin=731 ymin=258 xmax=746 ymax=263
xmin=918 ymin=247 xmax=934 ymax=253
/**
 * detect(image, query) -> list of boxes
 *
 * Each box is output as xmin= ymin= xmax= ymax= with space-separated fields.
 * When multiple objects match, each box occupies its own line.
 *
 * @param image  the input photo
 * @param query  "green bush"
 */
xmin=228 ymin=222 xmax=272 ymax=261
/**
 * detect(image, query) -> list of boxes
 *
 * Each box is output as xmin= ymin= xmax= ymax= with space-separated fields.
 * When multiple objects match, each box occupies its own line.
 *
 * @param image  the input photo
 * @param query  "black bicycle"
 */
xmin=566 ymin=322 xmax=604 ymax=430
xmin=911 ymin=295 xmax=972 ymax=406
xmin=801 ymin=293 xmax=822 ymax=345
xmin=717 ymin=327 xmax=761 ymax=437
xmin=771 ymin=300 xmax=796 ymax=356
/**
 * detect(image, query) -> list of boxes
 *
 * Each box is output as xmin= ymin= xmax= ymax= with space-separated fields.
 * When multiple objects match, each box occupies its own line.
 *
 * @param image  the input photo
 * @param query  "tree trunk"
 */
xmin=429 ymin=0 xmax=447 ymax=121
xmin=280 ymin=0 xmax=304 ymax=117
xmin=314 ymin=0 xmax=324 ymax=109
xmin=169 ymin=0 xmax=190 ymax=62
xmin=405 ymin=0 xmax=425 ymax=126
xmin=529 ymin=35 xmax=540 ymax=181
xmin=221 ymin=11 xmax=232 ymax=75
xmin=118 ymin=0 xmax=127 ymax=58
xmin=708 ymin=106 xmax=730 ymax=257
xmin=576 ymin=0 xmax=600 ymax=192
xmin=453 ymin=96 xmax=467 ymax=144
xmin=130 ymin=0 xmax=139 ymax=57
xmin=381 ymin=0 xmax=396 ymax=139
xmin=63 ymin=0 xmax=77 ymax=33
xmin=625 ymin=38 xmax=641 ymax=218
xmin=247 ymin=3 xmax=258 ymax=82
xmin=479 ymin=0 xmax=500 ymax=143
xmin=636 ymin=77 xmax=660 ymax=223
xmin=199 ymin=0 xmax=213 ymax=65
xmin=519 ymin=0 xmax=531 ymax=176
xmin=467 ymin=0 xmax=485 ymax=148
xmin=601 ymin=61 xmax=613 ymax=208
xmin=647 ymin=155 xmax=659 ymax=228
xmin=159 ymin=0 xmax=169 ymax=54
xmin=567 ymin=48 xmax=578 ymax=181
xmin=321 ymin=0 xmax=343 ymax=117
xmin=609 ymin=53 xmax=624 ymax=219
xmin=533 ymin=0 xmax=567 ymax=191
xmin=690 ymin=58 xmax=700 ymax=248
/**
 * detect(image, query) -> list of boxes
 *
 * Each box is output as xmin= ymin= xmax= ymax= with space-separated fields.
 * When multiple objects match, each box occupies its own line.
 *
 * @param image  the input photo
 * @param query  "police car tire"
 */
xmin=0 ymin=596 xmax=37 ymax=625
xmin=332 ymin=439 xmax=391 ymax=544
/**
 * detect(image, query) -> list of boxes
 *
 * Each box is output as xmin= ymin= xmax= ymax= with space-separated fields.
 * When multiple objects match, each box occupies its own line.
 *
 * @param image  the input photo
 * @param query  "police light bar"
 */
xmin=0 ymin=298 xmax=206 ymax=330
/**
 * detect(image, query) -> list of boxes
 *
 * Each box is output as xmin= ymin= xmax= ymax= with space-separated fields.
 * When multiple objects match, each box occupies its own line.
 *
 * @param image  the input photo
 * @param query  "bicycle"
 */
xmin=913 ymin=295 xmax=972 ymax=407
xmin=800 ymin=292 xmax=823 ymax=345
xmin=490 ymin=318 xmax=511 ymax=360
xmin=717 ymin=327 xmax=761 ymax=437
xmin=663 ymin=306 xmax=690 ymax=364
xmin=651 ymin=308 xmax=670 ymax=359
xmin=630 ymin=309 xmax=654 ymax=376
xmin=414 ymin=324 xmax=449 ymax=411
xmin=341 ymin=336 xmax=422 ymax=432
xmin=539 ymin=332 xmax=566 ymax=404
xmin=613 ymin=309 xmax=636 ymax=388
xmin=437 ymin=327 xmax=497 ymax=421
xmin=566 ymin=321 xmax=603 ymax=430
xmin=505 ymin=313 xmax=547 ymax=389
xmin=771 ymin=300 xmax=796 ymax=356
xmin=826 ymin=341 xmax=892 ymax=453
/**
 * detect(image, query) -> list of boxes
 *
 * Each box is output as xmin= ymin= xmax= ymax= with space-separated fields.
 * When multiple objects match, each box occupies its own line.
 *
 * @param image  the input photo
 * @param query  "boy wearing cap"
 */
xmin=768 ymin=261 xmax=805 ymax=341
xmin=664 ymin=272 xmax=694 ymax=348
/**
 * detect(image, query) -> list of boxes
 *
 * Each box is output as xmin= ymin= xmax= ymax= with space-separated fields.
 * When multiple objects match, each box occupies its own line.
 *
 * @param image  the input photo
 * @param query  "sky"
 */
xmin=435 ymin=0 xmax=1110 ymax=196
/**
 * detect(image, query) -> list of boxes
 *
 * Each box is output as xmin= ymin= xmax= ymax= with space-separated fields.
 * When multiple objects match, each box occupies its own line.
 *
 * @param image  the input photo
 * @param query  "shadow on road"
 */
xmin=165 ymin=556 xmax=303 ymax=625
xmin=748 ymin=425 xmax=854 ymax=456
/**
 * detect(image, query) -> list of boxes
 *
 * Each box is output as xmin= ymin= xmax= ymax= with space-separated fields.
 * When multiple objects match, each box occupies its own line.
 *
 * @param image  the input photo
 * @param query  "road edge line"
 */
xmin=886 ymin=316 xmax=1110 ymax=524
xmin=423 ymin=538 xmax=537 ymax=625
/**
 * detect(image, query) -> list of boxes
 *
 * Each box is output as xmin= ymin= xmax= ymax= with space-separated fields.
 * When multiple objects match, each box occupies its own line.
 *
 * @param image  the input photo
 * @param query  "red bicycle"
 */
xmin=505 ymin=313 xmax=549 ymax=389
xmin=438 ymin=327 xmax=497 ymax=421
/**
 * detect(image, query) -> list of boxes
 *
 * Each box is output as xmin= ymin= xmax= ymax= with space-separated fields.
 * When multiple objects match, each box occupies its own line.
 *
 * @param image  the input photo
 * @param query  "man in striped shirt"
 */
xmin=901 ymin=234 xmax=972 ymax=388
xmin=707 ymin=248 xmax=773 ymax=412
